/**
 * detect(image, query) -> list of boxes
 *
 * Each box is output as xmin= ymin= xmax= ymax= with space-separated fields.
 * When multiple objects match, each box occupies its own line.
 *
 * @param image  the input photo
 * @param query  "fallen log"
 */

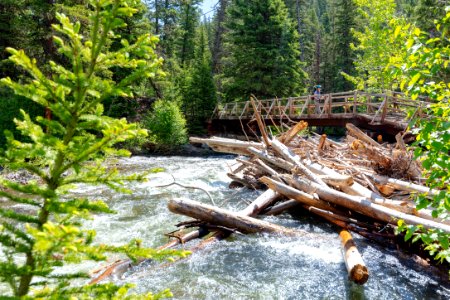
xmin=168 ymin=198 xmax=302 ymax=236
xmin=270 ymin=139 xmax=327 ymax=186
xmin=346 ymin=123 xmax=380 ymax=148
xmin=263 ymin=199 xmax=299 ymax=215
xmin=368 ymin=174 xmax=440 ymax=197
xmin=240 ymin=189 xmax=280 ymax=217
xmin=285 ymin=175 xmax=450 ymax=233
xmin=189 ymin=136 xmax=262 ymax=156
xmin=260 ymin=177 xmax=341 ymax=214
xmin=339 ymin=229 xmax=369 ymax=285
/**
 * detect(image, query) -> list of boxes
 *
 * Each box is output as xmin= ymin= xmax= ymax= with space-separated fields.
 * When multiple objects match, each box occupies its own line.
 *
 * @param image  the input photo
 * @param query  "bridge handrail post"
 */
xmin=380 ymin=94 xmax=388 ymax=123
xmin=353 ymin=91 xmax=358 ymax=115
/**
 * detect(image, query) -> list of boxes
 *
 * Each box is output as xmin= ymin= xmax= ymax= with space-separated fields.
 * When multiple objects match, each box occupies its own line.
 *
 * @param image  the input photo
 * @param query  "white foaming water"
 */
xmin=1 ymin=155 xmax=449 ymax=299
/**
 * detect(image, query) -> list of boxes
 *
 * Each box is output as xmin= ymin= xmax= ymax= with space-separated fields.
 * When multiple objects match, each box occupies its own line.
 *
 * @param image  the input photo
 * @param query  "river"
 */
xmin=3 ymin=155 xmax=449 ymax=299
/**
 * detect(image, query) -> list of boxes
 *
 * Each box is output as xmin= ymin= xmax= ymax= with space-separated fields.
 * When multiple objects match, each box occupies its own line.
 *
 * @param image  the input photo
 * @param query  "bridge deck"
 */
xmin=209 ymin=91 xmax=430 ymax=136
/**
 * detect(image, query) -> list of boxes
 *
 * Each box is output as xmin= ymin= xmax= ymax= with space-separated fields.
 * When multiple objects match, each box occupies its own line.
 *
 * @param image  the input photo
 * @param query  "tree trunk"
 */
xmin=168 ymin=198 xmax=302 ymax=236
xmin=339 ymin=230 xmax=369 ymax=284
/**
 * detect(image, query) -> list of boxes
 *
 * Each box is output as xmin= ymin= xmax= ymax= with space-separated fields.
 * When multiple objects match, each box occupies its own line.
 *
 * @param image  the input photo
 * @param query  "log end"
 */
xmin=349 ymin=264 xmax=369 ymax=285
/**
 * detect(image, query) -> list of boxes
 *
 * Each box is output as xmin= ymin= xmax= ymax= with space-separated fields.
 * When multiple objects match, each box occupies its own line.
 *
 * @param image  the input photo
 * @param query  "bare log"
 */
xmin=189 ymin=136 xmax=262 ymax=155
xmin=168 ymin=198 xmax=302 ymax=236
xmin=270 ymin=139 xmax=327 ymax=186
xmin=339 ymin=230 xmax=369 ymax=284
xmin=279 ymin=120 xmax=308 ymax=144
xmin=368 ymin=174 xmax=440 ymax=197
xmin=240 ymin=189 xmax=281 ymax=217
xmin=286 ymin=175 xmax=450 ymax=233
xmin=260 ymin=176 xmax=340 ymax=213
xmin=346 ymin=123 xmax=380 ymax=148
xmin=264 ymin=199 xmax=299 ymax=215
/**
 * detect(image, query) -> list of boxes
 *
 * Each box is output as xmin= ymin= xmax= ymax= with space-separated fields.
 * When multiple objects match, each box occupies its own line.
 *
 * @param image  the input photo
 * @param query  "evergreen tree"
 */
xmin=183 ymin=26 xmax=217 ymax=133
xmin=178 ymin=0 xmax=201 ymax=66
xmin=223 ymin=0 xmax=307 ymax=101
xmin=325 ymin=0 xmax=358 ymax=92
xmin=0 ymin=0 xmax=186 ymax=297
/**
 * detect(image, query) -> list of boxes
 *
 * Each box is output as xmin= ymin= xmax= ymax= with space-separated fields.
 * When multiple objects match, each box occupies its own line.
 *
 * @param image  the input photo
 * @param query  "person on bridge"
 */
xmin=314 ymin=85 xmax=322 ymax=114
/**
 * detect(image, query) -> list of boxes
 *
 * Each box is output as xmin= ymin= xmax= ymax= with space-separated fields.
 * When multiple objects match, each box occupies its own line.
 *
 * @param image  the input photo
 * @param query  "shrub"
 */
xmin=144 ymin=100 xmax=188 ymax=147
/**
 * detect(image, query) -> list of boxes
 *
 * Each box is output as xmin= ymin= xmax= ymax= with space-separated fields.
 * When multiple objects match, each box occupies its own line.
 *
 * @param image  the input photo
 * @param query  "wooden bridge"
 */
xmin=209 ymin=91 xmax=430 ymax=137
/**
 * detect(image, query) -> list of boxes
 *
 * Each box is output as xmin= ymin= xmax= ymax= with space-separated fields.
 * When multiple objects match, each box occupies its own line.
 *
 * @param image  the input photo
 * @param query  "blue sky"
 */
xmin=200 ymin=0 xmax=217 ymax=17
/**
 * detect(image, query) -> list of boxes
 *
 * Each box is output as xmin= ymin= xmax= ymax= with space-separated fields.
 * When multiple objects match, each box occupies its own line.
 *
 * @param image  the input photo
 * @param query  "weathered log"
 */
xmin=270 ymin=139 xmax=327 ymax=186
xmin=346 ymin=123 xmax=380 ymax=148
xmin=263 ymin=199 xmax=299 ymax=215
xmin=248 ymin=146 xmax=295 ymax=170
xmin=285 ymin=175 xmax=450 ymax=233
xmin=279 ymin=120 xmax=308 ymax=144
xmin=368 ymin=174 xmax=440 ymax=197
xmin=319 ymin=174 xmax=354 ymax=187
xmin=189 ymin=136 xmax=262 ymax=155
xmin=260 ymin=177 xmax=340 ymax=213
xmin=240 ymin=189 xmax=281 ymax=217
xmin=168 ymin=198 xmax=302 ymax=236
xmin=339 ymin=230 xmax=369 ymax=284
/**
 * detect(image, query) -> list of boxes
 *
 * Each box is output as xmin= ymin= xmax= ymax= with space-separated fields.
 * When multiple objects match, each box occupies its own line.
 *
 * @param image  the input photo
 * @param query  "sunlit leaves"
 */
xmin=393 ymin=6 xmax=450 ymax=266
xmin=0 ymin=0 xmax=185 ymax=297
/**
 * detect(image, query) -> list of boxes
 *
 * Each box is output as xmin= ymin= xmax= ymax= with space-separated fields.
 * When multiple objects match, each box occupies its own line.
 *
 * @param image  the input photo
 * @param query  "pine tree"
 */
xmin=178 ymin=0 xmax=201 ymax=66
xmin=325 ymin=0 xmax=357 ymax=92
xmin=183 ymin=26 xmax=217 ymax=133
xmin=224 ymin=0 xmax=307 ymax=101
xmin=0 ymin=0 xmax=186 ymax=297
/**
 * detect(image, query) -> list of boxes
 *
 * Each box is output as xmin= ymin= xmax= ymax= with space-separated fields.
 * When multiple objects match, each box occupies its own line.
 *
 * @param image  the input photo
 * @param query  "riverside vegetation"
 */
xmin=0 ymin=0 xmax=188 ymax=298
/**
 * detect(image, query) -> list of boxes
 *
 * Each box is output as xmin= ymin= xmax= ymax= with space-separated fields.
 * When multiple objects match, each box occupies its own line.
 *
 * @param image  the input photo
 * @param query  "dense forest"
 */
xmin=0 ymin=0 xmax=447 ymax=139
xmin=0 ymin=0 xmax=448 ymax=298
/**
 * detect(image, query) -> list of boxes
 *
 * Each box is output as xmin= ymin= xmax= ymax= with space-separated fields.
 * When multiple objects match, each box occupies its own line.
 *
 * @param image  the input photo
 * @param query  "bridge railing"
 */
xmin=212 ymin=91 xmax=430 ymax=124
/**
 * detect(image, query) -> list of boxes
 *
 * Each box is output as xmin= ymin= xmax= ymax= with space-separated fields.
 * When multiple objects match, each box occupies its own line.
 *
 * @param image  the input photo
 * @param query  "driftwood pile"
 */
xmin=187 ymin=121 xmax=448 ymax=284
xmin=90 ymin=120 xmax=447 ymax=286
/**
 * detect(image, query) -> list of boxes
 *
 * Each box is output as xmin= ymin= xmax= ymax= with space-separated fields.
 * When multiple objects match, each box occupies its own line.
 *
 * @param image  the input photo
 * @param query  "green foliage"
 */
xmin=346 ymin=0 xmax=406 ymax=91
xmin=327 ymin=0 xmax=358 ymax=92
xmin=0 ymin=0 xmax=187 ymax=297
xmin=144 ymin=99 xmax=188 ymax=146
xmin=223 ymin=0 xmax=307 ymax=101
xmin=182 ymin=26 xmax=217 ymax=134
xmin=392 ymin=7 xmax=450 ymax=264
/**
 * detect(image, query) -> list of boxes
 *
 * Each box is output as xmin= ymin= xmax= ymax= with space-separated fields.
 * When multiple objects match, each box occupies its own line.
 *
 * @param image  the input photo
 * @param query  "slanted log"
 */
xmin=339 ymin=230 xmax=369 ymax=285
xmin=286 ymin=175 xmax=450 ymax=233
xmin=270 ymin=139 xmax=327 ymax=186
xmin=168 ymin=198 xmax=301 ymax=236
xmin=260 ymin=177 xmax=340 ymax=213
xmin=240 ymin=189 xmax=281 ymax=217
xmin=346 ymin=123 xmax=380 ymax=148
xmin=279 ymin=120 xmax=308 ymax=144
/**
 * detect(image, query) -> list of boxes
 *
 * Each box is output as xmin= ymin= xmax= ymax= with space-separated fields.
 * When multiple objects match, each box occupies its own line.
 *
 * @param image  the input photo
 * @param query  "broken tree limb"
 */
xmin=339 ymin=229 xmax=369 ymax=285
xmin=346 ymin=123 xmax=380 ymax=148
xmin=279 ymin=120 xmax=308 ymax=144
xmin=250 ymin=96 xmax=271 ymax=146
xmin=168 ymin=198 xmax=302 ymax=236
